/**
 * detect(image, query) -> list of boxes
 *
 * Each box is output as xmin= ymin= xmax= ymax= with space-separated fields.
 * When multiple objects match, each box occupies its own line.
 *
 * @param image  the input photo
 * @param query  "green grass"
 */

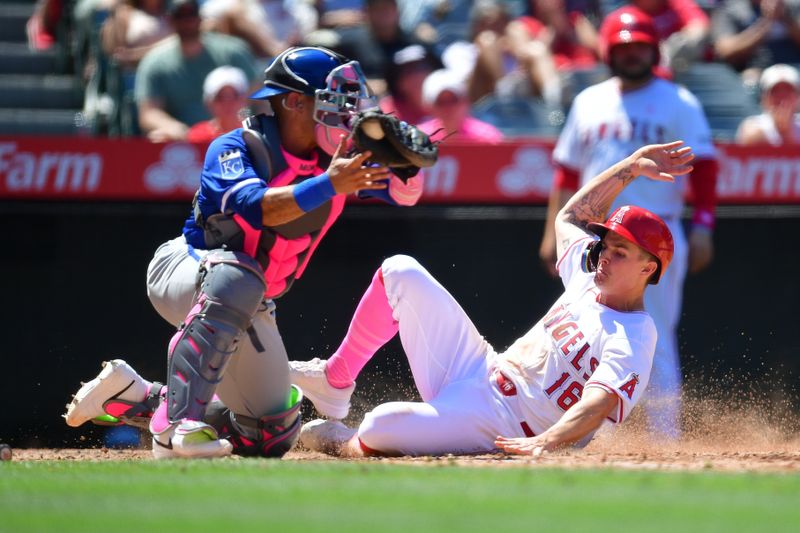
xmin=1 ymin=460 xmax=798 ymax=532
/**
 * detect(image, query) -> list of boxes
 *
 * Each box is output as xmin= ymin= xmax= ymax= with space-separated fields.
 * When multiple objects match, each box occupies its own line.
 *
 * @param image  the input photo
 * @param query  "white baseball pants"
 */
xmin=146 ymin=235 xmax=291 ymax=419
xmin=356 ymin=255 xmax=522 ymax=455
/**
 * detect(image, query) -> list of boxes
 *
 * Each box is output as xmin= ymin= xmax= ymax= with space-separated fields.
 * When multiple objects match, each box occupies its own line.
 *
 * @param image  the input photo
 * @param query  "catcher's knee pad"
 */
xmin=206 ymin=385 xmax=303 ymax=458
xmin=167 ymin=251 xmax=266 ymax=422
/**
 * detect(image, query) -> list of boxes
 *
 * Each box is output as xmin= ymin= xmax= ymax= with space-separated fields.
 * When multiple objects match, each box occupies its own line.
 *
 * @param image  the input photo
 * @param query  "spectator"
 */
xmin=417 ymin=69 xmax=504 ymax=142
xmin=378 ymin=45 xmax=441 ymax=124
xmin=332 ymin=0 xmax=434 ymax=94
xmin=26 ymin=0 xmax=64 ymax=50
xmin=467 ymin=0 xmax=562 ymax=106
xmin=736 ymin=63 xmax=800 ymax=144
xmin=512 ymin=0 xmax=599 ymax=72
xmin=187 ymin=66 xmax=249 ymax=143
xmin=712 ymin=0 xmax=800 ymax=83
xmin=632 ymin=0 xmax=710 ymax=72
xmin=134 ymin=0 xmax=257 ymax=142
xmin=396 ymin=0 xmax=476 ymax=44
xmin=316 ymin=0 xmax=367 ymax=29
xmin=101 ymin=0 xmax=172 ymax=71
xmin=200 ymin=0 xmax=312 ymax=60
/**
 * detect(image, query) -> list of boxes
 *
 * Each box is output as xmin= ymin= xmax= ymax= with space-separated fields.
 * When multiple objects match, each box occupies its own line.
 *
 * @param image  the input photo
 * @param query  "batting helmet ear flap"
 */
xmin=581 ymin=240 xmax=603 ymax=274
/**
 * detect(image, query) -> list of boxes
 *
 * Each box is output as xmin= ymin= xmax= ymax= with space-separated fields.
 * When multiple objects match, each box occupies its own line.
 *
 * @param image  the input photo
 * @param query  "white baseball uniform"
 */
xmin=552 ymin=77 xmax=716 ymax=437
xmin=356 ymin=247 xmax=656 ymax=456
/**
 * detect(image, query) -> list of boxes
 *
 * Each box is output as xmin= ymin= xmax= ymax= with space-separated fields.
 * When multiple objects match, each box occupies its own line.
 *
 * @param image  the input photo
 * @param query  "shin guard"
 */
xmin=206 ymin=385 xmax=303 ymax=458
xmin=167 ymin=251 xmax=266 ymax=423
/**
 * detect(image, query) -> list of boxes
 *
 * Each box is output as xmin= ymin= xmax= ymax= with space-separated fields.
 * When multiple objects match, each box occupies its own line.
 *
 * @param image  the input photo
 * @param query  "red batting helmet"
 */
xmin=599 ymin=6 xmax=660 ymax=64
xmin=587 ymin=205 xmax=674 ymax=284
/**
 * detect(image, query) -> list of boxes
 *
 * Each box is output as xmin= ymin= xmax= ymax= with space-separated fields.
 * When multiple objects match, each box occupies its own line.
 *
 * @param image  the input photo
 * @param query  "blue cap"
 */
xmin=250 ymin=47 xmax=346 ymax=100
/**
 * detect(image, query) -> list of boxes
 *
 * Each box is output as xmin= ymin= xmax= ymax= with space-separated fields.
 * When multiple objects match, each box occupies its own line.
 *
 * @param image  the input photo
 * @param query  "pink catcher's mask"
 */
xmin=312 ymin=61 xmax=378 ymax=155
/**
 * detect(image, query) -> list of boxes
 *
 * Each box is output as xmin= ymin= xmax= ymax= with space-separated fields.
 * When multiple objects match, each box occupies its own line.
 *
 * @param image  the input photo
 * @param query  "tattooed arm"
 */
xmin=554 ymin=141 xmax=695 ymax=259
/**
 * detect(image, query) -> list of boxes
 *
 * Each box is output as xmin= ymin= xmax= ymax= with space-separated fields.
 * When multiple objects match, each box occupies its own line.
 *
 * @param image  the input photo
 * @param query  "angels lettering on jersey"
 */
xmin=494 ymin=237 xmax=658 ymax=435
xmin=579 ymin=118 xmax=667 ymax=149
xmin=542 ymin=303 xmax=599 ymax=387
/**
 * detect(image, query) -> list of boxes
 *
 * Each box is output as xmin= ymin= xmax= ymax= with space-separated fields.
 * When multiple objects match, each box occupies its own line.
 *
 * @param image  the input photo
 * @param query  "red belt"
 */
xmin=495 ymin=370 xmax=536 ymax=438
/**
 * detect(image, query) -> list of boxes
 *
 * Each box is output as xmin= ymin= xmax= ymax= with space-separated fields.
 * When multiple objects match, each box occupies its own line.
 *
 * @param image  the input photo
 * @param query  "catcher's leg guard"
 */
xmin=166 ymin=250 xmax=266 ymax=422
xmin=206 ymin=385 xmax=303 ymax=457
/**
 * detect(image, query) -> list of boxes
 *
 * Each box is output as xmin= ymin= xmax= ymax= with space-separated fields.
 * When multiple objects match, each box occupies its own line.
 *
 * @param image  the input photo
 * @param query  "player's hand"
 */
xmin=772 ymin=99 xmax=796 ymax=139
xmin=494 ymin=435 xmax=549 ymax=457
xmin=761 ymin=0 xmax=785 ymax=20
xmin=327 ymin=135 xmax=390 ymax=195
xmin=688 ymin=226 xmax=714 ymax=273
xmin=538 ymin=239 xmax=559 ymax=278
xmin=631 ymin=140 xmax=695 ymax=182
xmin=147 ymin=123 xmax=188 ymax=143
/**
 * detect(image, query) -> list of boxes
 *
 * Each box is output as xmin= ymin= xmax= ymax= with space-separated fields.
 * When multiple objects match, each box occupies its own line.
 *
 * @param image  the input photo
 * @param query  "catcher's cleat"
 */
xmin=298 ymin=419 xmax=357 ymax=456
xmin=64 ymin=359 xmax=155 ymax=428
xmin=151 ymin=419 xmax=233 ymax=459
xmin=289 ymin=358 xmax=354 ymax=420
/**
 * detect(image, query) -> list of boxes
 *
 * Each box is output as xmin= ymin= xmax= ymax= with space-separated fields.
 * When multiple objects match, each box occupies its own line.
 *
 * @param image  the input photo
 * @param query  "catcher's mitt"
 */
xmin=350 ymin=111 xmax=438 ymax=178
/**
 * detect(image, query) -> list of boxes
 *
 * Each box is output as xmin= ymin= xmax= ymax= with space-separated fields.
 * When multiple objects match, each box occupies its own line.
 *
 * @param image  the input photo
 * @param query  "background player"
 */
xmin=538 ymin=6 xmax=719 ymax=439
xmin=295 ymin=141 xmax=692 ymax=457
xmin=64 ymin=46 xmax=424 ymax=458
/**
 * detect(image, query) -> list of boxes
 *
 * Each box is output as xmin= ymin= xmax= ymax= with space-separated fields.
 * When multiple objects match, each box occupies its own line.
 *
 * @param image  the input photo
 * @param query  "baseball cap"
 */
xmin=422 ymin=69 xmax=466 ymax=106
xmin=760 ymin=64 xmax=800 ymax=93
xmin=203 ymin=66 xmax=248 ymax=101
xmin=167 ymin=0 xmax=198 ymax=13
xmin=392 ymin=45 xmax=430 ymax=68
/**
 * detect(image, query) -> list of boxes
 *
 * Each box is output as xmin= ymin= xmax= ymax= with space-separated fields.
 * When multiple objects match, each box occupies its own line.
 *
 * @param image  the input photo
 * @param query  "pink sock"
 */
xmin=326 ymin=268 xmax=398 ymax=388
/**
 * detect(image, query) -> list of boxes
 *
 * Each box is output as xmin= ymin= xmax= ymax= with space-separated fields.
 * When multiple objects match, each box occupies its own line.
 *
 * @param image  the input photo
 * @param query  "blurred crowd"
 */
xmin=25 ymin=0 xmax=800 ymax=145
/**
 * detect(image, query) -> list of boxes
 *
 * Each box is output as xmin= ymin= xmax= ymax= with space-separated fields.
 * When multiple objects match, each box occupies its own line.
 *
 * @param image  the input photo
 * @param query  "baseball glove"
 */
xmin=350 ymin=111 xmax=438 ymax=180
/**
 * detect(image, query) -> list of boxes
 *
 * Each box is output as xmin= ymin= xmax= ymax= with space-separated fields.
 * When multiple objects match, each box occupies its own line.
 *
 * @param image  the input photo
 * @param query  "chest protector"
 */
xmin=192 ymin=114 xmax=344 ymax=299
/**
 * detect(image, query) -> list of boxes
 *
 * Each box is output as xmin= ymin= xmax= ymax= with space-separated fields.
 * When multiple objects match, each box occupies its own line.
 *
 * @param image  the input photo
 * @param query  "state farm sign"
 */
xmin=719 ymin=154 xmax=800 ymax=199
xmin=2 ymin=136 xmax=800 ymax=204
xmin=0 ymin=142 xmax=102 ymax=193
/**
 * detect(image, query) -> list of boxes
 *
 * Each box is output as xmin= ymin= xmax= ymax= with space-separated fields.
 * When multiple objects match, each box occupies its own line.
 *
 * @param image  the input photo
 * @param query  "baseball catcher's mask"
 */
xmin=313 ymin=61 xmax=379 ymax=131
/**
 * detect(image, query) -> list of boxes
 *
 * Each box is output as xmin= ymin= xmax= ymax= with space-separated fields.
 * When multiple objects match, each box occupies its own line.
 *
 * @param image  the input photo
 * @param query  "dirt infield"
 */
xmin=10 ymin=389 xmax=799 ymax=472
xmin=10 ymin=446 xmax=800 ymax=473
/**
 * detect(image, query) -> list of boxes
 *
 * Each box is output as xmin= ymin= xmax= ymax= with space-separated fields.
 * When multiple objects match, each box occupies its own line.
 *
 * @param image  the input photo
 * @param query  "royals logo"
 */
xmin=219 ymin=149 xmax=244 ymax=179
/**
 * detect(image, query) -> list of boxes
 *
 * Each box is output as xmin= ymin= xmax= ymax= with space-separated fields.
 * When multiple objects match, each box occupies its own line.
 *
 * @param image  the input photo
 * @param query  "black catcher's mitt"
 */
xmin=350 ymin=111 xmax=438 ymax=180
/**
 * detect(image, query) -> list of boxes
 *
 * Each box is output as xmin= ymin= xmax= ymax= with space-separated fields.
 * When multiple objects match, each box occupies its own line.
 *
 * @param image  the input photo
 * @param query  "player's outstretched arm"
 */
xmin=494 ymin=387 xmax=618 ymax=456
xmin=554 ymin=141 xmax=694 ymax=260
xmin=260 ymin=136 xmax=390 ymax=227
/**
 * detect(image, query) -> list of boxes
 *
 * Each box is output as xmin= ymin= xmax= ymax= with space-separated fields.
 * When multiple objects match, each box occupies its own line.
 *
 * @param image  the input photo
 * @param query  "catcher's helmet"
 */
xmin=587 ymin=206 xmax=674 ymax=284
xmin=251 ymin=46 xmax=346 ymax=99
xmin=251 ymin=46 xmax=377 ymax=129
xmin=599 ymin=6 xmax=660 ymax=64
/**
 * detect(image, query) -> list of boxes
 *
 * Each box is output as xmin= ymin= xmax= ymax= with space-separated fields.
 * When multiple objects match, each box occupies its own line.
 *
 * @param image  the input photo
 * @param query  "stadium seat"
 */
xmin=673 ymin=62 xmax=761 ymax=141
xmin=0 ymin=2 xmax=82 ymax=135
xmin=561 ymin=64 xmax=610 ymax=109
xmin=472 ymin=95 xmax=565 ymax=138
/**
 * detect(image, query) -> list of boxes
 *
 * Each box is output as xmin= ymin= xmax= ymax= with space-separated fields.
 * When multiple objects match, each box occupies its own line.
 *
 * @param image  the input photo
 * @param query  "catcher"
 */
xmin=63 ymin=46 xmax=437 ymax=459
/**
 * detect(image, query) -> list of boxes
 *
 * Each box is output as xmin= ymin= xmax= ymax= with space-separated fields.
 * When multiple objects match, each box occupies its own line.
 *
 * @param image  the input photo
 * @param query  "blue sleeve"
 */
xmin=357 ymin=178 xmax=397 ymax=206
xmin=200 ymin=129 xmax=267 ymax=229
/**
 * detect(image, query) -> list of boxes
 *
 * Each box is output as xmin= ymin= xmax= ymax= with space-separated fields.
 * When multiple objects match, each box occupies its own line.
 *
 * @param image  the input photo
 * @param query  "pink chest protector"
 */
xmin=233 ymin=147 xmax=345 ymax=299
